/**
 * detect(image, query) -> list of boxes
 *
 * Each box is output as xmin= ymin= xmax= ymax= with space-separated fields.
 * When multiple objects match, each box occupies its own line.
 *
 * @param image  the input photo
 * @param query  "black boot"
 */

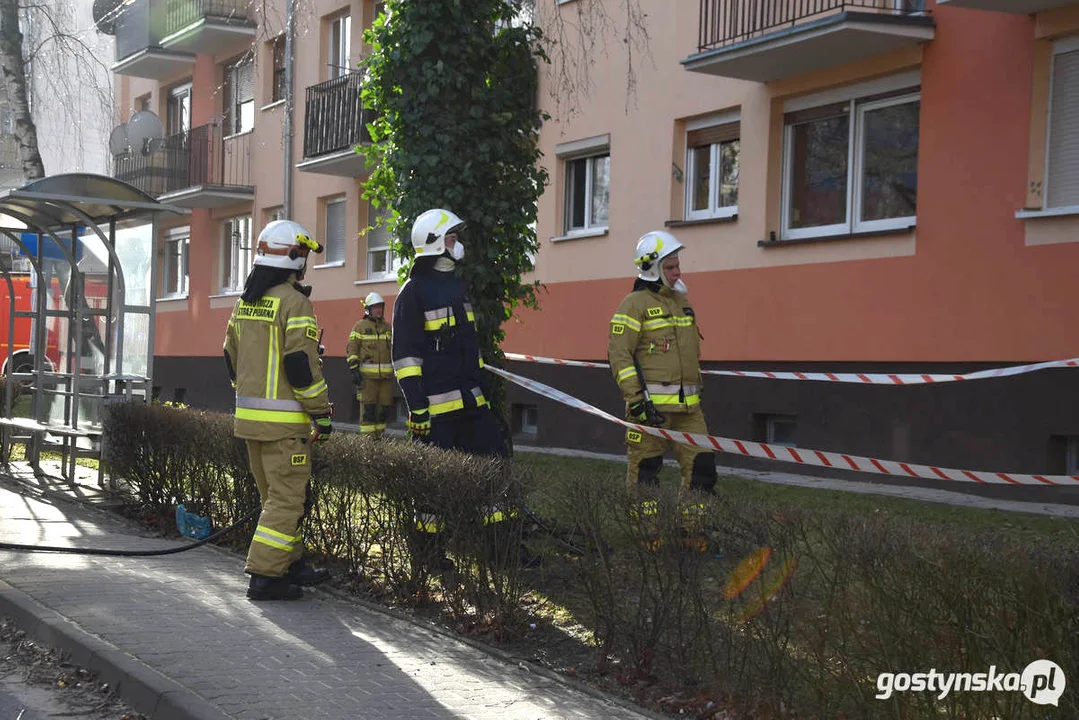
xmin=519 ymin=544 xmax=542 ymax=569
xmin=247 ymin=574 xmax=303 ymax=601
xmin=286 ymin=558 xmax=331 ymax=587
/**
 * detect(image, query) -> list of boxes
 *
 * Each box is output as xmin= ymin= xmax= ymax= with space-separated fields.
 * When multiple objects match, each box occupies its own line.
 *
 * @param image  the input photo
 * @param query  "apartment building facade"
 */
xmin=499 ymin=0 xmax=1079 ymax=480
xmin=110 ymin=0 xmax=1079 ymax=481
xmin=109 ymin=0 xmax=397 ymax=424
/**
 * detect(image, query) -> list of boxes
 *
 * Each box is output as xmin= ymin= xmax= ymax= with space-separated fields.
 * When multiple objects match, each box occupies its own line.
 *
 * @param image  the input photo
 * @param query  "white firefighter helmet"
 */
xmin=410 ymin=208 xmax=465 ymax=258
xmin=254 ymin=220 xmax=323 ymax=271
xmin=634 ymin=231 xmax=684 ymax=282
xmin=363 ymin=291 xmax=384 ymax=308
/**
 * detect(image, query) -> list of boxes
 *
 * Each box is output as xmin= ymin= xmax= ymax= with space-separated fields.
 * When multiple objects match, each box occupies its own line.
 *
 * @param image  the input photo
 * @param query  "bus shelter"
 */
xmin=0 ymin=173 xmax=185 ymax=485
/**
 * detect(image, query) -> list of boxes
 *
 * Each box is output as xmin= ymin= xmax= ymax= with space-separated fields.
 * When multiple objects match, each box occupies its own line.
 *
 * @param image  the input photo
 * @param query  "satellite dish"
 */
xmin=108 ymin=124 xmax=129 ymax=155
xmin=127 ymin=110 xmax=165 ymax=155
xmin=92 ymin=0 xmax=123 ymax=35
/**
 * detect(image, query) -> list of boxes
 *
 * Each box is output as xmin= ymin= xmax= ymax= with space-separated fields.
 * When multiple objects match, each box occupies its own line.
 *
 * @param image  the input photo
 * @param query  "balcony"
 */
xmin=935 ymin=0 xmax=1072 ymax=14
xmin=113 ymin=0 xmax=255 ymax=80
xmin=111 ymin=122 xmax=254 ymax=209
xmin=297 ymin=73 xmax=375 ymax=177
xmin=684 ymin=0 xmax=935 ymax=82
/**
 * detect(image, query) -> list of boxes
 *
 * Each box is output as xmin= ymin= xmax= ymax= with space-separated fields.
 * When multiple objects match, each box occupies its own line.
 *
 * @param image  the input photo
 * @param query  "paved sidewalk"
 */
xmin=0 ymin=468 xmax=657 ymax=720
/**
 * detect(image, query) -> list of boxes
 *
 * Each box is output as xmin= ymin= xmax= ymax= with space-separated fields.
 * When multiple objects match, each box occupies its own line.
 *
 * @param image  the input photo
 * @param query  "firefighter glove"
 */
xmin=407 ymin=409 xmax=431 ymax=439
xmin=312 ymin=415 xmax=333 ymax=443
xmin=629 ymin=399 xmax=665 ymax=427
xmin=350 ymin=368 xmax=364 ymax=388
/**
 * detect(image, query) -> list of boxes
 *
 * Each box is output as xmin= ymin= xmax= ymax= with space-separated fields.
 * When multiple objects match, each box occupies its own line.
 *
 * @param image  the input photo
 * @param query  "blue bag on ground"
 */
xmin=175 ymin=504 xmax=212 ymax=540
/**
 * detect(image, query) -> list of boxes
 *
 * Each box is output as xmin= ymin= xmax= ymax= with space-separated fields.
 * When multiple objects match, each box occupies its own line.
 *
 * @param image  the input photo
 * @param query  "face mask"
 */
xmin=662 ymin=272 xmax=687 ymax=294
xmin=450 ymin=241 xmax=465 ymax=262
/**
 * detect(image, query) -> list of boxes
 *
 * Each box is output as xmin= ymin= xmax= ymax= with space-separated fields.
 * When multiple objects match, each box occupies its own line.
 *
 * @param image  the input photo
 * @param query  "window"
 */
xmin=753 ymin=413 xmax=797 ymax=448
xmin=365 ymin=203 xmax=402 ymax=280
xmin=782 ymin=84 xmax=919 ymax=240
xmin=264 ymin=206 xmax=284 ymax=224
xmin=323 ymin=196 xmax=347 ymax=265
xmin=1046 ymin=38 xmax=1079 ymax=209
xmin=564 ymin=152 xmax=609 ymax=234
xmin=271 ymin=37 xmax=287 ymax=103
xmin=512 ymin=403 xmax=538 ymax=437
xmin=136 ymin=94 xmax=151 ymax=112
xmin=223 ymin=55 xmax=255 ymax=136
xmin=328 ymin=13 xmax=352 ymax=79
xmin=685 ymin=117 xmax=739 ymax=220
xmin=166 ymin=83 xmax=191 ymax=136
xmin=221 ymin=215 xmax=253 ymax=293
xmin=160 ymin=228 xmax=189 ymax=298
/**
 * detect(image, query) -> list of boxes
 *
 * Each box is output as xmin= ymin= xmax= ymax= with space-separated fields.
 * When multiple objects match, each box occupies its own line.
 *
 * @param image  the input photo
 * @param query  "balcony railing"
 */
xmin=111 ymin=122 xmax=251 ymax=197
xmin=115 ymin=0 xmax=158 ymax=61
xmin=163 ymin=0 xmax=253 ymax=38
xmin=114 ymin=0 xmax=254 ymax=62
xmin=698 ymin=0 xmax=926 ymax=50
xmin=303 ymin=73 xmax=374 ymax=159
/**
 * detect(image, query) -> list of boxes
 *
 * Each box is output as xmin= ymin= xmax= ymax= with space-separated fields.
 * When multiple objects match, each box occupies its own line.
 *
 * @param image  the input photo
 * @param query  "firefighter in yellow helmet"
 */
xmin=346 ymin=291 xmax=394 ymax=436
xmin=607 ymin=230 xmax=717 ymax=496
xmin=223 ymin=220 xmax=333 ymax=601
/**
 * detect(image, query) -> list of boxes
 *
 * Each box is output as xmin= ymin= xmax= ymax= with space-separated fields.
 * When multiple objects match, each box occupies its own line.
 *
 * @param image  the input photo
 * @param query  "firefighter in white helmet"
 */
xmin=346 ymin=291 xmax=394 ymax=436
xmin=607 ymin=230 xmax=717 ymax=496
xmin=223 ymin=219 xmax=333 ymax=601
xmin=391 ymin=208 xmax=538 ymax=571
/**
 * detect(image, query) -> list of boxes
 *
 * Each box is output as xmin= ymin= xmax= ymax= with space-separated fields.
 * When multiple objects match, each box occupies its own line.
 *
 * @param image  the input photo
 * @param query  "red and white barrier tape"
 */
xmin=486 ymin=366 xmax=1079 ymax=486
xmin=503 ymin=353 xmax=1079 ymax=386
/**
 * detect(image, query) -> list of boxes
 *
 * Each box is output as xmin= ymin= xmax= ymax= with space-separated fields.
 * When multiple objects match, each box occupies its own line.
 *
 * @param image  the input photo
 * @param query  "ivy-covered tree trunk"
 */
xmin=362 ymin=0 xmax=548 ymax=419
xmin=0 ymin=0 xmax=44 ymax=181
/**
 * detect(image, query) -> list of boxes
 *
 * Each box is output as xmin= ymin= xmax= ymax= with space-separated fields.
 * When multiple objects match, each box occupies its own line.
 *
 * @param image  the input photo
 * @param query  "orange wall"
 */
xmin=150 ymin=3 xmax=1079 ymax=365
xmin=503 ymin=7 xmax=1079 ymax=363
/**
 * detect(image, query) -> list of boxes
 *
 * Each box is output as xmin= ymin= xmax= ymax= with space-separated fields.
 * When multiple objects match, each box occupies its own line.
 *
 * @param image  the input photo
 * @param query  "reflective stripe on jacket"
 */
xmin=223 ymin=283 xmax=331 ymax=440
xmin=607 ymin=280 xmax=702 ymax=413
xmin=391 ymin=266 xmax=487 ymax=415
xmin=346 ymin=316 xmax=393 ymax=378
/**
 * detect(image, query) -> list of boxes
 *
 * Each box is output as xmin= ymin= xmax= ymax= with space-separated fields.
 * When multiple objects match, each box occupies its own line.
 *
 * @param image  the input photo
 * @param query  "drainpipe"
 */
xmin=283 ymin=0 xmax=295 ymax=219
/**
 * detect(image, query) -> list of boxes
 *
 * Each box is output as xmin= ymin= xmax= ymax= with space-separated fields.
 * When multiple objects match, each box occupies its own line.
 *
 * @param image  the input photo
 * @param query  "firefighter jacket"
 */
xmin=346 ymin=316 xmax=393 ymax=379
xmin=608 ymin=278 xmax=702 ymax=414
xmin=223 ymin=282 xmax=331 ymax=441
xmin=391 ymin=265 xmax=487 ymax=417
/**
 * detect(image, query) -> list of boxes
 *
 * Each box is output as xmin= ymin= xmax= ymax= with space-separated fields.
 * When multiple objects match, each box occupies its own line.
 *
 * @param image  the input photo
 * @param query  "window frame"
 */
xmin=318 ymin=195 xmax=347 ymax=267
xmin=220 ymin=214 xmax=254 ymax=293
xmin=159 ymin=227 xmax=189 ymax=300
xmin=271 ymin=36 xmax=287 ymax=104
xmin=166 ymin=82 xmax=191 ymax=137
xmin=684 ymin=114 xmax=740 ymax=222
xmin=364 ymin=202 xmax=401 ymax=281
xmin=1043 ymin=35 xmax=1079 ymax=211
xmin=328 ymin=12 xmax=352 ymax=79
xmin=780 ymin=74 xmax=921 ymax=241
xmin=562 ymin=151 xmax=610 ymax=235
xmin=223 ymin=55 xmax=255 ymax=137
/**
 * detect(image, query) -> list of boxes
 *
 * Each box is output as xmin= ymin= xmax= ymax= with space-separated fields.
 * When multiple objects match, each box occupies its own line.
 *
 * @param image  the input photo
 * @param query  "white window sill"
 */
xmin=354 ymin=277 xmax=400 ymax=286
xmin=550 ymin=227 xmax=609 ymax=243
xmin=311 ymin=261 xmax=345 ymax=270
xmin=1015 ymin=206 xmax=1079 ymax=219
xmin=261 ymin=99 xmax=285 ymax=112
xmin=156 ymin=294 xmax=189 ymax=303
xmin=210 ymin=291 xmax=243 ymax=299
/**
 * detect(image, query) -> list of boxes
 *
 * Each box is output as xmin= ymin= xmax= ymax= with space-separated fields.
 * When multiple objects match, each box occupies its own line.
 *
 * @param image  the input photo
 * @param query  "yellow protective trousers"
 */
xmin=359 ymin=377 xmax=395 ymax=436
xmin=244 ymin=436 xmax=311 ymax=578
xmin=624 ymin=405 xmax=711 ymax=492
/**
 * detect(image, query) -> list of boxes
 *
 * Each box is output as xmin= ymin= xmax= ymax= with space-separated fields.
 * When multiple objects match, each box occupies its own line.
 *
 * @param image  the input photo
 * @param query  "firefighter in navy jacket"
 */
xmin=392 ymin=209 xmax=539 ymax=570
xmin=391 ymin=208 xmax=505 ymax=455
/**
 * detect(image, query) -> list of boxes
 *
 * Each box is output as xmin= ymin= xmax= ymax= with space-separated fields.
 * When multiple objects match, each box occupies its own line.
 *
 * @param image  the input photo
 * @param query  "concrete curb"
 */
xmin=0 ymin=580 xmax=233 ymax=720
